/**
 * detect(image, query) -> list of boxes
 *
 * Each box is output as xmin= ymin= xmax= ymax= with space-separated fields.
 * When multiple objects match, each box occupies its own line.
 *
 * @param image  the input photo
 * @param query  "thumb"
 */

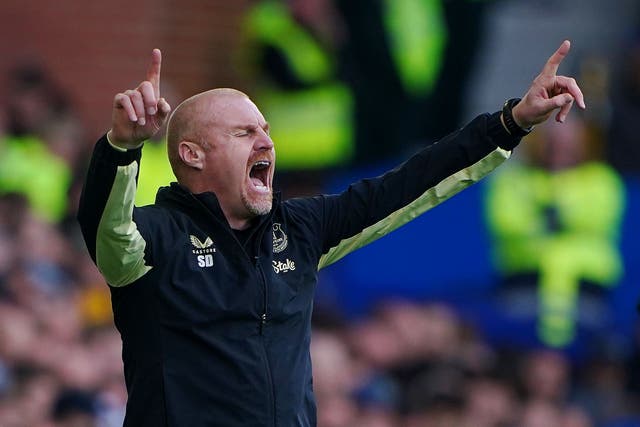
xmin=156 ymin=98 xmax=172 ymax=122
xmin=540 ymin=93 xmax=573 ymax=115
xmin=555 ymin=96 xmax=574 ymax=123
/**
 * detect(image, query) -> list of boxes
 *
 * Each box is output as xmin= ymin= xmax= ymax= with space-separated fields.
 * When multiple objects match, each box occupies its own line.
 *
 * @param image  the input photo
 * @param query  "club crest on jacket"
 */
xmin=272 ymin=223 xmax=288 ymax=253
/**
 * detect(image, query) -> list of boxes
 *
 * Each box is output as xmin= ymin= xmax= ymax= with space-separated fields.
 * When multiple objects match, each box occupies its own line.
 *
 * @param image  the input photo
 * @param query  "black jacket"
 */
xmin=77 ymin=112 xmax=519 ymax=427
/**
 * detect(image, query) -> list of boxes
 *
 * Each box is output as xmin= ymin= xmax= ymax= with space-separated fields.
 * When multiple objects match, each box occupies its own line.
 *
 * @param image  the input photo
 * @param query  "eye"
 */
xmin=233 ymin=129 xmax=253 ymax=137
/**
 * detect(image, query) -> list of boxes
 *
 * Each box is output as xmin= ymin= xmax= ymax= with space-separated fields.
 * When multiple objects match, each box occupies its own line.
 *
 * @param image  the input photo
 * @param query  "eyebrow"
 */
xmin=228 ymin=122 xmax=270 ymax=133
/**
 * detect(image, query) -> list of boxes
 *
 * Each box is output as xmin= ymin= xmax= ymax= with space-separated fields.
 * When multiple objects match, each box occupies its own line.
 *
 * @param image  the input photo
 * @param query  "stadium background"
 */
xmin=0 ymin=0 xmax=639 ymax=426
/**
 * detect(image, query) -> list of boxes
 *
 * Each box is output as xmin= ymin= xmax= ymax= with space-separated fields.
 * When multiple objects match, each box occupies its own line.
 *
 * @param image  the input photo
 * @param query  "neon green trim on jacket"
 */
xmin=319 ymin=147 xmax=510 ymax=269
xmin=96 ymin=161 xmax=152 ymax=287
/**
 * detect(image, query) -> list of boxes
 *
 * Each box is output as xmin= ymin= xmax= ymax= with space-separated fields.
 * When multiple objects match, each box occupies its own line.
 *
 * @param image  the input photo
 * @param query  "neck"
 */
xmin=227 ymin=216 xmax=254 ymax=231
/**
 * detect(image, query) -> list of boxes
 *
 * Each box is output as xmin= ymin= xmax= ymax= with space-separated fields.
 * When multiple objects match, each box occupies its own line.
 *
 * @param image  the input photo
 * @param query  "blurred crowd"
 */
xmin=310 ymin=301 xmax=640 ymax=427
xmin=0 ymin=0 xmax=639 ymax=426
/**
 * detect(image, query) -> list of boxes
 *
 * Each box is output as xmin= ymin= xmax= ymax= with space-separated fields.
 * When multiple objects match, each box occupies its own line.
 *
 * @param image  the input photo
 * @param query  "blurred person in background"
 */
xmin=311 ymin=330 xmax=359 ymax=427
xmin=0 ymin=189 xmax=123 ymax=425
xmin=401 ymin=361 xmax=467 ymax=427
xmin=572 ymin=354 xmax=637 ymax=426
xmin=518 ymin=400 xmax=593 ymax=427
xmin=346 ymin=307 xmax=404 ymax=419
xmin=77 ymin=39 xmax=584 ymax=426
xmin=515 ymin=350 xmax=600 ymax=427
xmin=0 ymin=194 xmax=30 ymax=292
xmin=335 ymin=0 xmax=493 ymax=165
xmin=3 ymin=62 xmax=70 ymax=137
xmin=242 ymin=0 xmax=492 ymax=169
xmin=242 ymin=0 xmax=354 ymax=176
xmin=484 ymin=111 xmax=625 ymax=350
xmin=0 ymin=62 xmax=86 ymax=224
xmin=461 ymin=375 xmax=518 ymax=427
xmin=518 ymin=350 xmax=570 ymax=405
xmin=0 ymin=368 xmax=58 ymax=427
xmin=51 ymin=389 xmax=97 ymax=427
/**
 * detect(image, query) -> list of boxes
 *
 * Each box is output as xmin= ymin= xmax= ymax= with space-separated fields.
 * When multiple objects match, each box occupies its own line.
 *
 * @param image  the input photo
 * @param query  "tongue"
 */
xmin=251 ymin=177 xmax=265 ymax=187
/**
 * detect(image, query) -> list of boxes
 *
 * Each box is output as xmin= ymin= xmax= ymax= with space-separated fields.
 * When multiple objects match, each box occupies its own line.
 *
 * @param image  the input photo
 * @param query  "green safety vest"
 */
xmin=383 ymin=0 xmax=447 ymax=96
xmin=135 ymin=140 xmax=176 ymax=207
xmin=245 ymin=0 xmax=354 ymax=169
xmin=383 ymin=0 xmax=490 ymax=97
xmin=485 ymin=162 xmax=625 ymax=347
xmin=0 ymin=135 xmax=71 ymax=223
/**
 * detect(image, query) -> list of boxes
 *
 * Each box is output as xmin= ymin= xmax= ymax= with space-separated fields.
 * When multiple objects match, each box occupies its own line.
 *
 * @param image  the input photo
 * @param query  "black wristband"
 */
xmin=502 ymin=98 xmax=532 ymax=138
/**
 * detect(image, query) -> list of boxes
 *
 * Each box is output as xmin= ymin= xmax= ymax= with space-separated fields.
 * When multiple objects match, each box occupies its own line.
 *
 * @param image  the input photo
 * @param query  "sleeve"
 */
xmin=77 ymin=135 xmax=152 ymax=287
xmin=316 ymin=111 xmax=519 ymax=269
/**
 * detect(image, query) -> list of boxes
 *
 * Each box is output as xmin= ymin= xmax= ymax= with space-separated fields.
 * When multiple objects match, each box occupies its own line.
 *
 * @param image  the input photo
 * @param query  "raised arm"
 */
xmin=314 ymin=41 xmax=586 ymax=269
xmin=78 ymin=50 xmax=171 ymax=287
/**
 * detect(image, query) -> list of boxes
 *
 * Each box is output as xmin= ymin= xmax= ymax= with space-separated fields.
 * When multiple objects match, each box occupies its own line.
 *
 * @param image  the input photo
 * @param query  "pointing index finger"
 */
xmin=542 ymin=40 xmax=570 ymax=77
xmin=147 ymin=48 xmax=162 ymax=100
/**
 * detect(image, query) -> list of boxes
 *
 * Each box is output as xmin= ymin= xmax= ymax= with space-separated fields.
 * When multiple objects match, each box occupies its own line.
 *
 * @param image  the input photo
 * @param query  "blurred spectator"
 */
xmin=518 ymin=400 xmax=580 ymax=427
xmin=484 ymin=111 xmax=625 ymax=349
xmin=0 ymin=194 xmax=29 ymax=291
xmin=3 ymin=62 xmax=71 ymax=137
xmin=241 ymin=0 xmax=354 ymax=171
xmin=51 ymin=389 xmax=97 ymax=427
xmin=573 ymin=355 xmax=637 ymax=425
xmin=462 ymin=375 xmax=518 ymax=427
xmin=0 ymin=186 xmax=125 ymax=426
xmin=0 ymin=62 xmax=86 ymax=223
xmin=401 ymin=362 xmax=466 ymax=427
xmin=244 ymin=0 xmax=492 ymax=167
xmin=312 ymin=330 xmax=359 ymax=427
xmin=518 ymin=350 xmax=570 ymax=404
xmin=335 ymin=0 xmax=492 ymax=165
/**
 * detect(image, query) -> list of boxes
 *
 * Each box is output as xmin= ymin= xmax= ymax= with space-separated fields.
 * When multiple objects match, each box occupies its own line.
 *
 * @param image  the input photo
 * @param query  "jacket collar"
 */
xmin=155 ymin=182 xmax=282 ymax=230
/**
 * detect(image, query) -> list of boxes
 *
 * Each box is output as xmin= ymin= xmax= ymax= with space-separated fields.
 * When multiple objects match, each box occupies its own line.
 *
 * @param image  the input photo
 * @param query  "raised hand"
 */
xmin=108 ymin=49 xmax=172 ymax=148
xmin=512 ymin=40 xmax=586 ymax=129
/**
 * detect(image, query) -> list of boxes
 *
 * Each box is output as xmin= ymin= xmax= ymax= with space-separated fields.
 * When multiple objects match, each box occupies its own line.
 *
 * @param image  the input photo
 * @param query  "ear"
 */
xmin=178 ymin=141 xmax=205 ymax=170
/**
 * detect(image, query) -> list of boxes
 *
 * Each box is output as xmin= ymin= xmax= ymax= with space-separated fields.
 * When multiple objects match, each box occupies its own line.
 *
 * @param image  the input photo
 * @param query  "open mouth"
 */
xmin=249 ymin=160 xmax=271 ymax=192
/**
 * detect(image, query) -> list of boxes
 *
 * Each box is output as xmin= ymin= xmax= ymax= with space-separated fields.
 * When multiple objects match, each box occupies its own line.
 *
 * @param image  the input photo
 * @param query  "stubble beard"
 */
xmin=241 ymin=191 xmax=273 ymax=217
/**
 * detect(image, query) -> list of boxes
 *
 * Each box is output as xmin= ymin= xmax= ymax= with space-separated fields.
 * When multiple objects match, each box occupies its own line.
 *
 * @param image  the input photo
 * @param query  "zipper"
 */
xmin=257 ymin=262 xmax=269 ymax=334
xmin=260 ymin=312 xmax=267 ymax=334
xmin=259 ymin=333 xmax=276 ymax=427
xmin=257 ymin=262 xmax=276 ymax=427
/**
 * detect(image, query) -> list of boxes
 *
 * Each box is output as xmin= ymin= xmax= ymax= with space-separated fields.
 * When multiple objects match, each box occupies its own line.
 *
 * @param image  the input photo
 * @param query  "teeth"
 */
xmin=249 ymin=160 xmax=271 ymax=193
xmin=253 ymin=183 xmax=269 ymax=193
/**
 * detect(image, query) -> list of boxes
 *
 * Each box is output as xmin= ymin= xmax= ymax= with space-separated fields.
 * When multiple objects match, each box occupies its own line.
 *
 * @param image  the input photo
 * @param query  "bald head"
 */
xmin=166 ymin=88 xmax=250 ymax=181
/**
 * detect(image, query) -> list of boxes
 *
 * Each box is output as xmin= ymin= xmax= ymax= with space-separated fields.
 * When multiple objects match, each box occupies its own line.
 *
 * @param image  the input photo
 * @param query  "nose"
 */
xmin=255 ymin=128 xmax=274 ymax=151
